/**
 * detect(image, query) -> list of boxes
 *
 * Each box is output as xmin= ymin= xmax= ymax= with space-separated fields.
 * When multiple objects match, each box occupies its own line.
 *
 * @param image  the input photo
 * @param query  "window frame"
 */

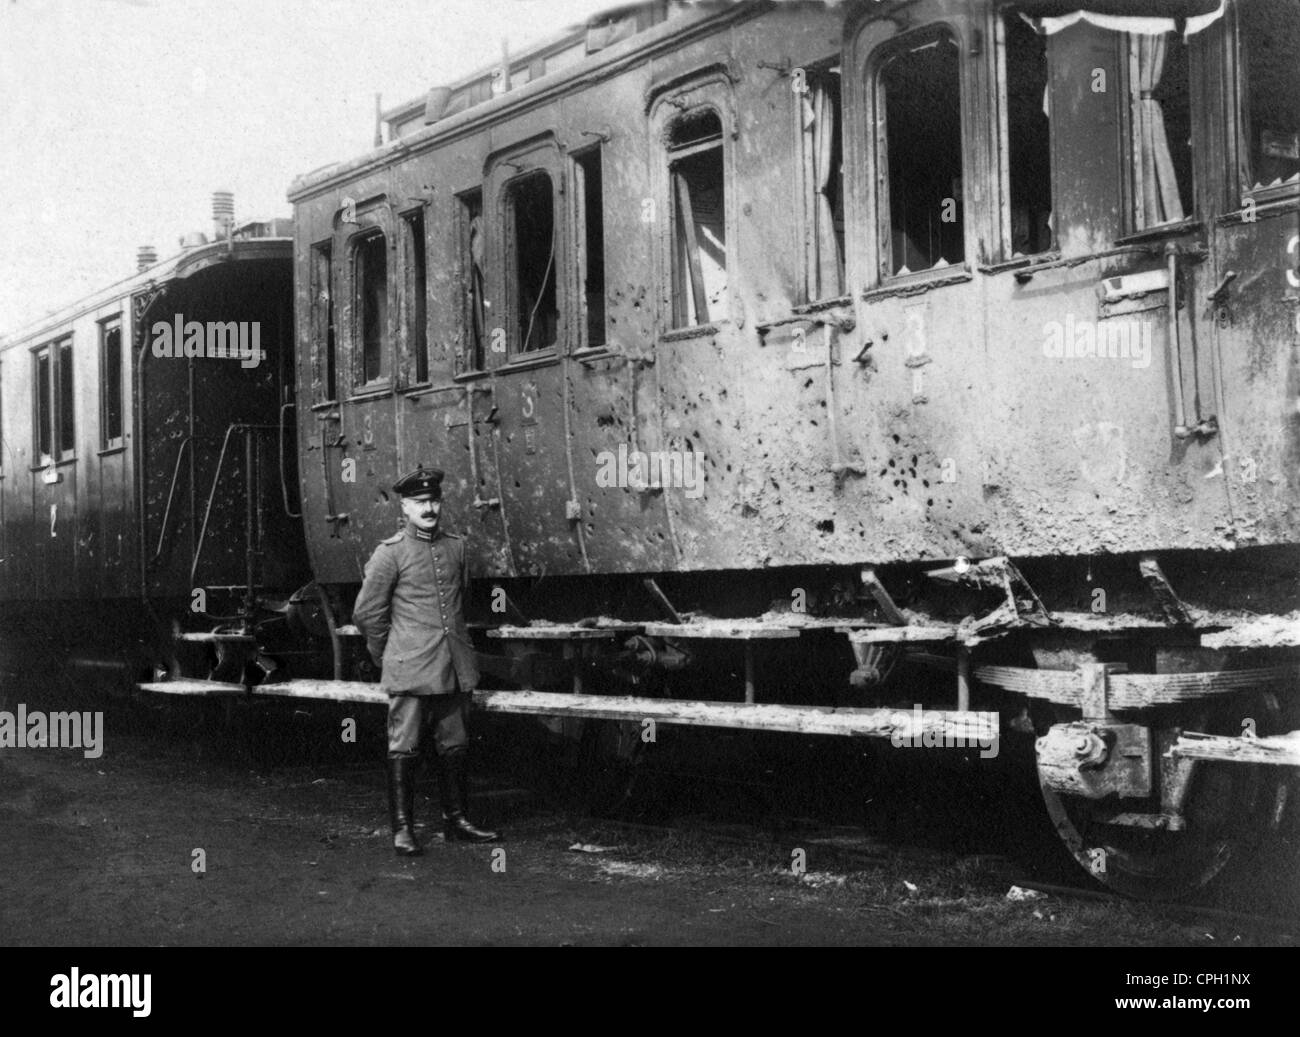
xmin=1119 ymin=26 xmax=1202 ymax=235
xmin=348 ymin=219 xmax=393 ymax=397
xmin=502 ymin=167 xmax=561 ymax=358
xmin=867 ymin=21 xmax=972 ymax=286
xmin=648 ymin=69 xmax=736 ymax=336
xmin=309 ymin=239 xmax=337 ymax=406
xmin=994 ymin=7 xmax=1058 ymax=261
xmin=32 ymin=334 xmax=75 ymax=467
xmin=399 ymin=204 xmax=431 ymax=391
xmin=483 ymin=138 xmax=566 ymax=367
xmin=454 ymin=186 xmax=488 ymax=378
xmin=571 ymin=143 xmax=609 ymax=353
xmin=798 ymin=57 xmax=848 ymax=303
xmin=98 ymin=314 xmax=125 ymax=452
xmin=1226 ymin=0 xmax=1300 ymax=209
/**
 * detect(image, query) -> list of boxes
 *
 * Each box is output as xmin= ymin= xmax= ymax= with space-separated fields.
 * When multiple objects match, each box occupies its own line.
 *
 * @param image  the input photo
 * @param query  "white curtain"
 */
xmin=803 ymin=82 xmax=843 ymax=299
xmin=1134 ymin=34 xmax=1185 ymax=226
xmin=1023 ymin=1 xmax=1225 ymax=39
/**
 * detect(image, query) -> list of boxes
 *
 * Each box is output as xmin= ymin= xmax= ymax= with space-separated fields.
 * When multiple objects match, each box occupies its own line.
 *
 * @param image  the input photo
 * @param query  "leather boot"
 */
xmin=386 ymin=755 xmax=423 ymax=857
xmin=438 ymin=748 xmax=499 ymax=843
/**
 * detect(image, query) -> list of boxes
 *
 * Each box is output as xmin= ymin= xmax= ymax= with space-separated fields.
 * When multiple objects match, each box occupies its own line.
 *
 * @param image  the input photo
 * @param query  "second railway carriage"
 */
xmin=0 ymin=205 xmax=308 ymax=690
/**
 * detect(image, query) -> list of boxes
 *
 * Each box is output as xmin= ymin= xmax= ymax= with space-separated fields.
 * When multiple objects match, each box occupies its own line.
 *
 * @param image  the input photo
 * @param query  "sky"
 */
xmin=0 ymin=0 xmax=625 ymax=334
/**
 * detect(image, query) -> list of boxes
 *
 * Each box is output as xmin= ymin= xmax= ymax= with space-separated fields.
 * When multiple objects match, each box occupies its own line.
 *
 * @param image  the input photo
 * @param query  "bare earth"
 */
xmin=1 ymin=697 xmax=1296 ymax=947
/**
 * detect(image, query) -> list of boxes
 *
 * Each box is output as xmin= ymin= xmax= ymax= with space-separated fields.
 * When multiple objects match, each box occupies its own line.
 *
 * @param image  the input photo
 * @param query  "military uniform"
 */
xmin=352 ymin=466 xmax=499 ymax=855
xmin=353 ymin=523 xmax=480 ymax=752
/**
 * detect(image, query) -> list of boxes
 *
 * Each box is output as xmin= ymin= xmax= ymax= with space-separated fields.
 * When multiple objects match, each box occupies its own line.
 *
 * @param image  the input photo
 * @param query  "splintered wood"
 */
xmin=1170 ymin=730 xmax=1300 ymax=767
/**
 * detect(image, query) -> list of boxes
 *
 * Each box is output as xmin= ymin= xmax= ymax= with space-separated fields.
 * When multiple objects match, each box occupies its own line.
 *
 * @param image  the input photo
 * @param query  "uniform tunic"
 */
xmin=352 ymin=523 xmax=480 ymax=696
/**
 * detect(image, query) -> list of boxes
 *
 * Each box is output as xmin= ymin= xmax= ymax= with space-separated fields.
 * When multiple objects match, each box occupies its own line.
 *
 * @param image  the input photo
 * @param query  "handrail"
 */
xmin=279 ymin=402 xmax=301 ymax=518
xmin=152 ymin=435 xmax=193 ymax=561
xmin=189 ymin=423 xmax=278 ymax=586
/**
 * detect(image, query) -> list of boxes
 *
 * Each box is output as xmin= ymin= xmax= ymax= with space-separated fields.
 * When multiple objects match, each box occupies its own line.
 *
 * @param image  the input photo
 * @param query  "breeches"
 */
xmin=387 ymin=692 xmax=471 ymax=757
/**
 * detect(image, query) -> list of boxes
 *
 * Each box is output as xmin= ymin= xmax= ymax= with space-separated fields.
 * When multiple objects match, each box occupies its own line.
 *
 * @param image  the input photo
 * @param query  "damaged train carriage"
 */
xmin=275 ymin=0 xmax=1300 ymax=897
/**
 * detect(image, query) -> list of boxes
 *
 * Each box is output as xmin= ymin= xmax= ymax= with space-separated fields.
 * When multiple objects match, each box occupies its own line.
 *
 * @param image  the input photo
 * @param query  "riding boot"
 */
xmin=438 ymin=748 xmax=499 ymax=843
xmin=386 ymin=755 xmax=424 ymax=857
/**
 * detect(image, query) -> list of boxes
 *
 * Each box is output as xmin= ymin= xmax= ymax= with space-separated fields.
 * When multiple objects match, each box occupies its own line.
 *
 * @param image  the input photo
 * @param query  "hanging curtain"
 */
xmin=804 ymin=82 xmax=844 ymax=299
xmin=468 ymin=215 xmax=486 ymax=364
xmin=1021 ymin=1 xmax=1225 ymax=39
xmin=1134 ymin=33 xmax=1185 ymax=226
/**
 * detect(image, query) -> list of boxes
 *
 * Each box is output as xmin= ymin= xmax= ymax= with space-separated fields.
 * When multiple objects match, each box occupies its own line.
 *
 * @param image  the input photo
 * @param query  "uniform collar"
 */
xmin=404 ymin=520 xmax=439 ymax=542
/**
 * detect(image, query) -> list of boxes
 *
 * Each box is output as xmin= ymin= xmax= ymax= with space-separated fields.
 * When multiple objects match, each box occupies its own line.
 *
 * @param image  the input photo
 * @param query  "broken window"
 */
xmin=878 ymin=28 xmax=965 ymax=276
xmin=311 ymin=242 xmax=336 ymax=401
xmin=508 ymin=172 xmax=558 ymax=353
xmin=669 ymin=108 xmax=727 ymax=326
xmin=459 ymin=190 xmax=486 ymax=373
xmin=802 ymin=65 xmax=845 ymax=300
xmin=355 ymin=231 xmax=388 ymax=386
xmin=1239 ymin=0 xmax=1300 ymax=193
xmin=574 ymin=148 xmax=607 ymax=348
xmin=1130 ymin=31 xmax=1193 ymax=227
xmin=99 ymin=317 xmax=123 ymax=449
xmin=1003 ymin=12 xmax=1053 ymax=256
xmin=402 ymin=209 xmax=429 ymax=385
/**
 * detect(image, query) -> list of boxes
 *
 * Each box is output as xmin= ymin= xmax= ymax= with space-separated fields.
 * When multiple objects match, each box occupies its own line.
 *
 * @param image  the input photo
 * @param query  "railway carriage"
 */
xmin=279 ymin=0 xmax=1300 ymax=897
xmin=0 ymin=208 xmax=307 ymax=690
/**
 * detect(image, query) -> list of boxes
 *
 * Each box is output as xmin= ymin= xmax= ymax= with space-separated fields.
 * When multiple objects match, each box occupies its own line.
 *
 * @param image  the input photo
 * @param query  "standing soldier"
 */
xmin=352 ymin=465 xmax=500 ymax=856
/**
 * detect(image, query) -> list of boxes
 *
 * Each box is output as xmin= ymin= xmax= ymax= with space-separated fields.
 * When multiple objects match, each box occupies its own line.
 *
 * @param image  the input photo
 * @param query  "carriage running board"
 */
xmin=1169 ymin=730 xmax=1300 ymax=768
xmin=135 ymin=679 xmax=998 ymax=742
xmin=137 ymin=679 xmax=247 ymax=696
xmin=470 ymin=691 xmax=998 ymax=741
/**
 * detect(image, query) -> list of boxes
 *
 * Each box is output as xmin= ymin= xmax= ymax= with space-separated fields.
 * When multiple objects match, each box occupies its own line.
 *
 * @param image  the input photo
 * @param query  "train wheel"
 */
xmin=1038 ymin=690 xmax=1289 ymax=900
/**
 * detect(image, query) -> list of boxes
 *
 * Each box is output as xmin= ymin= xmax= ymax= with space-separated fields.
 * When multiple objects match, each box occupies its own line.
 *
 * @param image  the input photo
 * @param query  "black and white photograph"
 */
xmin=0 ymin=0 xmax=1298 ymax=978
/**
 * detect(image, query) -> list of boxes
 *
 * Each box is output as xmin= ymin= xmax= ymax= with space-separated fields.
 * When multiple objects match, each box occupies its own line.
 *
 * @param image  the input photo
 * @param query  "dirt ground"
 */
xmin=1 ymin=685 xmax=1298 ymax=948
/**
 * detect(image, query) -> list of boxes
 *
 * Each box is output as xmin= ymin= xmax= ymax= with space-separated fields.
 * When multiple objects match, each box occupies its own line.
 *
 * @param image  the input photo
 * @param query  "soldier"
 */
xmin=352 ymin=465 xmax=500 ymax=856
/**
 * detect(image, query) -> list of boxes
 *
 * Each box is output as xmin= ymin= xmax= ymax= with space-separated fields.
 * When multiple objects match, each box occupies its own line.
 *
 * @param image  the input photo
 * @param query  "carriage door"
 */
xmin=483 ymin=138 xmax=584 ymax=576
xmin=844 ymin=5 xmax=989 ymax=556
xmin=1207 ymin=2 xmax=1300 ymax=527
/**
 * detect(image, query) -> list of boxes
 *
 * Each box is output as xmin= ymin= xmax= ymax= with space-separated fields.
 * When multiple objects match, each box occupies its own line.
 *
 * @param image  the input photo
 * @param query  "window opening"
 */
xmin=403 ymin=210 xmax=429 ymax=384
xmin=355 ymin=232 xmax=388 ymax=385
xmin=58 ymin=339 xmax=74 ymax=455
xmin=1004 ymin=12 xmax=1053 ymax=255
xmin=311 ymin=243 xmax=336 ymax=400
xmin=1239 ymin=0 xmax=1300 ymax=192
xmin=35 ymin=349 xmax=52 ymax=462
xmin=460 ymin=190 xmax=486 ymax=372
xmin=100 ymin=318 xmax=123 ymax=448
xmin=575 ymin=148 xmax=607 ymax=347
xmin=802 ymin=66 xmax=845 ymax=299
xmin=509 ymin=172 xmax=558 ymax=353
xmin=669 ymin=108 xmax=727 ymax=325
xmin=1132 ymin=31 xmax=1193 ymax=227
xmin=880 ymin=29 xmax=965 ymax=275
